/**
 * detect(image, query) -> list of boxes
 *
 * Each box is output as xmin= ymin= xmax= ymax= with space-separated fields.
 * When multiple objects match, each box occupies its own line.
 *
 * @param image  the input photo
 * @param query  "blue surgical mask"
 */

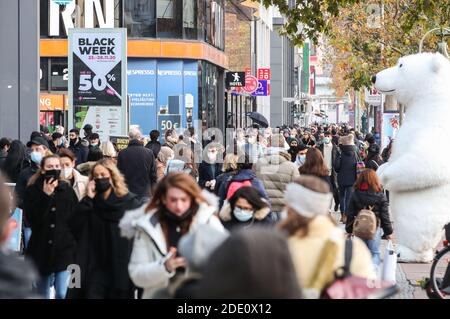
xmin=233 ymin=207 xmax=254 ymax=222
xmin=31 ymin=151 xmax=43 ymax=165
xmin=323 ymin=137 xmax=331 ymax=144
xmin=296 ymin=154 xmax=306 ymax=165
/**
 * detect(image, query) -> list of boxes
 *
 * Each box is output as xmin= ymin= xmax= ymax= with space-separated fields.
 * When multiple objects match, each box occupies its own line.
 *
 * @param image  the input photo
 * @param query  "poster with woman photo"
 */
xmin=381 ymin=113 xmax=399 ymax=150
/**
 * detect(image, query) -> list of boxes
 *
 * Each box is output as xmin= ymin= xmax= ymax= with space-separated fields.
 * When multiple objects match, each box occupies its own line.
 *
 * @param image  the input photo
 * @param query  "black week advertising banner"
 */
xmin=71 ymin=31 xmax=124 ymax=106
xmin=68 ymin=28 xmax=127 ymax=141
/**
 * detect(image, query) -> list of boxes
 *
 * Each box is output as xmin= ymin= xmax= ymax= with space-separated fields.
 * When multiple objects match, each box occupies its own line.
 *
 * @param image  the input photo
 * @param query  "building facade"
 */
xmin=39 ymin=0 xmax=228 ymax=138
xmin=270 ymin=13 xmax=296 ymax=127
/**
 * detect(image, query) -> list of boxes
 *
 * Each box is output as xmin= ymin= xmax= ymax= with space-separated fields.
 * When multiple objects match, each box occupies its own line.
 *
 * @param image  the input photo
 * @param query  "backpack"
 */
xmin=353 ymin=206 xmax=377 ymax=240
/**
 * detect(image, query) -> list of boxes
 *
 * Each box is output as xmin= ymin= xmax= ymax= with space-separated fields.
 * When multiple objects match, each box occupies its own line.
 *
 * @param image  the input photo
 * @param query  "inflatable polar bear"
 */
xmin=373 ymin=52 xmax=450 ymax=262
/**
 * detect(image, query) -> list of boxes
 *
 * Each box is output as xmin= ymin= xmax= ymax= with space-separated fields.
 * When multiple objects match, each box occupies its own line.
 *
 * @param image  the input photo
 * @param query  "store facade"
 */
xmin=39 ymin=0 xmax=227 ymax=137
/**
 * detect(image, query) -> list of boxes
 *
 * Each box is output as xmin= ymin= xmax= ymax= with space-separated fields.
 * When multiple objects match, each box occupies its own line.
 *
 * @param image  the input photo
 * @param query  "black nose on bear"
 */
xmin=371 ymin=75 xmax=377 ymax=84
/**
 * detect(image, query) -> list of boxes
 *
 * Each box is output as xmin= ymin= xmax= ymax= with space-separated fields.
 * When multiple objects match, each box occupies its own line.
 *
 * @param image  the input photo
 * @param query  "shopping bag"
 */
xmin=382 ymin=240 xmax=397 ymax=283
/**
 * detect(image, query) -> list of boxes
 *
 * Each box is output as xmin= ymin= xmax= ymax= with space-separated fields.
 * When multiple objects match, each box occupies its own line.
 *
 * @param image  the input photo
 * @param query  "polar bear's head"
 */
xmin=373 ymin=53 xmax=450 ymax=106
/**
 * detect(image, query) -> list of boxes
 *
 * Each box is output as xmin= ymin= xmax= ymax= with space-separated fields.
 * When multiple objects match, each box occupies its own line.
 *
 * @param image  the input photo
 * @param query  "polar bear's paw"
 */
xmin=396 ymin=244 xmax=434 ymax=263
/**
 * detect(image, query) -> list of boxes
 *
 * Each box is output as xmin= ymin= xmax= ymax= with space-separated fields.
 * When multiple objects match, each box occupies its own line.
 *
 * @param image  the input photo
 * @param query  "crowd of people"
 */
xmin=0 ymin=121 xmax=396 ymax=299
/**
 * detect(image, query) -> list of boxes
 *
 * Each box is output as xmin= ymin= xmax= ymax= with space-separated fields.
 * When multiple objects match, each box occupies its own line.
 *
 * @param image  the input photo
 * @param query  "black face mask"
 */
xmin=44 ymin=169 xmax=61 ymax=181
xmin=69 ymin=138 xmax=77 ymax=146
xmin=165 ymin=208 xmax=193 ymax=223
xmin=95 ymin=177 xmax=111 ymax=193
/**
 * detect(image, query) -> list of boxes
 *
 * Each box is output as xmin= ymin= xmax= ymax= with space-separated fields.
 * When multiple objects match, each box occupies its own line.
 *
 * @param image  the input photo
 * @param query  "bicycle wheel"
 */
xmin=430 ymin=246 xmax=450 ymax=299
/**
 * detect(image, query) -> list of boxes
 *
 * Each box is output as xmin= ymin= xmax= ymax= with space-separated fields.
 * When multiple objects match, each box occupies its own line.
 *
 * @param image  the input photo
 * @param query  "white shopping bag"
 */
xmin=382 ymin=240 xmax=397 ymax=283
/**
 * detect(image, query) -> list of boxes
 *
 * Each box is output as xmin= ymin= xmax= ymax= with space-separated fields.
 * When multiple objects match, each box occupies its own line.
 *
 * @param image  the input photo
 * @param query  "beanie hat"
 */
xmin=339 ymin=134 xmax=355 ymax=146
xmin=284 ymin=182 xmax=333 ymax=218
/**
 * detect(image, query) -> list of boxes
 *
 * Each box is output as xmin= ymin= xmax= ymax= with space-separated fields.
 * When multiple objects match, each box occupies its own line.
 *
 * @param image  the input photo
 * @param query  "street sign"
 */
xmin=225 ymin=72 xmax=245 ymax=88
xmin=365 ymin=87 xmax=381 ymax=106
xmin=243 ymin=75 xmax=258 ymax=94
xmin=109 ymin=135 xmax=129 ymax=152
xmin=158 ymin=114 xmax=181 ymax=138
xmin=257 ymin=68 xmax=270 ymax=80
xmin=251 ymin=80 xmax=269 ymax=96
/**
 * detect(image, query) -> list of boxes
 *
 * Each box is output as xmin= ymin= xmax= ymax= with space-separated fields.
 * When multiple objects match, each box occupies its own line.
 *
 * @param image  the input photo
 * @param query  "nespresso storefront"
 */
xmin=40 ymin=0 xmax=228 ymax=135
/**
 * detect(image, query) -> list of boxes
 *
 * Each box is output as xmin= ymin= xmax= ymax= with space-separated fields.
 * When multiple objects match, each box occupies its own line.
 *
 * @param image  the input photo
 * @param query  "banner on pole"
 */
xmin=69 ymin=28 xmax=127 ymax=140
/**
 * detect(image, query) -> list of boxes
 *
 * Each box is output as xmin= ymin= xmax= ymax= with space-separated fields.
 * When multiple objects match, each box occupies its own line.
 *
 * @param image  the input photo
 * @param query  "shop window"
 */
xmin=40 ymin=58 xmax=49 ymax=91
xmin=197 ymin=0 xmax=206 ymax=41
xmin=157 ymin=0 xmax=182 ymax=38
xmin=124 ymin=0 xmax=156 ymax=38
xmin=183 ymin=0 xmax=197 ymax=39
xmin=50 ymin=58 xmax=68 ymax=91
xmin=205 ymin=0 xmax=224 ymax=50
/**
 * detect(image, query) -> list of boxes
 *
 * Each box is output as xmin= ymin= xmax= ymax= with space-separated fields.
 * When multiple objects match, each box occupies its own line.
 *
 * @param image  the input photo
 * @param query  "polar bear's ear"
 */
xmin=432 ymin=53 xmax=446 ymax=73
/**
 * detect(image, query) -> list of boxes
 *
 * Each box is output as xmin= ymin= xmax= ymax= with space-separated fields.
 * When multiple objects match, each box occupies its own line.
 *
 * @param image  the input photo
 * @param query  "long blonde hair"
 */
xmin=90 ymin=159 xmax=129 ymax=197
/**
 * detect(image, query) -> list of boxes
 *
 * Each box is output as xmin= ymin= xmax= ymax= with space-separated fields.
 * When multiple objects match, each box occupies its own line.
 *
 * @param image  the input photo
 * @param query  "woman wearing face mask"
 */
xmin=58 ymin=148 xmax=88 ymax=201
xmin=295 ymin=144 xmax=309 ymax=167
xmin=66 ymin=159 xmax=143 ymax=299
xmin=218 ymin=186 xmax=274 ymax=231
xmin=119 ymin=172 xmax=226 ymax=299
xmin=23 ymin=155 xmax=79 ymax=299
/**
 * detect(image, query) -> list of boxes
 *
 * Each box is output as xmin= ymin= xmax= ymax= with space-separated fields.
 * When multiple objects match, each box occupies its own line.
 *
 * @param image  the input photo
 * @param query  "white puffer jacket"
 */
xmin=119 ymin=195 xmax=225 ymax=299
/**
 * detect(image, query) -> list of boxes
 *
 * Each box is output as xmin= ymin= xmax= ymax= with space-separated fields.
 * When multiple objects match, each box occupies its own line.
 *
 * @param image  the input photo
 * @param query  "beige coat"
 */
xmin=156 ymin=160 xmax=166 ymax=181
xmin=288 ymin=215 xmax=376 ymax=298
xmin=71 ymin=169 xmax=89 ymax=201
xmin=254 ymin=149 xmax=300 ymax=212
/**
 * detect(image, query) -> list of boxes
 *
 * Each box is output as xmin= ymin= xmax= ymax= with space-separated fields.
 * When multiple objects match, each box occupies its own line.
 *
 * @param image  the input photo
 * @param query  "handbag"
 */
xmin=381 ymin=240 xmax=397 ymax=283
xmin=355 ymin=150 xmax=365 ymax=175
xmin=321 ymin=238 xmax=397 ymax=299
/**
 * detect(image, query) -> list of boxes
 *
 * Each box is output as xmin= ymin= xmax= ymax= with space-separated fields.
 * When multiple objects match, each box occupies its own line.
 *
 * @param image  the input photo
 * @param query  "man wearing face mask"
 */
xmin=15 ymin=136 xmax=51 ymax=249
xmin=198 ymin=143 xmax=223 ymax=191
xmin=68 ymin=129 xmax=89 ymax=166
xmin=49 ymin=132 xmax=65 ymax=154
xmin=23 ymin=154 xmax=79 ymax=299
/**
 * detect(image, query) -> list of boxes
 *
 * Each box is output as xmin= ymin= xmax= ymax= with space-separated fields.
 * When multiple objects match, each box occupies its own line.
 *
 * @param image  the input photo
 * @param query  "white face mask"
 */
xmin=207 ymin=152 xmax=217 ymax=162
xmin=62 ymin=167 xmax=73 ymax=179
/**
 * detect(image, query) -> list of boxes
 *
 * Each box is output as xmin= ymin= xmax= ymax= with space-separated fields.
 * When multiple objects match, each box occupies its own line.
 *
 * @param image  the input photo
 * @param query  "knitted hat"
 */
xmin=339 ymin=134 xmax=355 ymax=146
xmin=284 ymin=182 xmax=333 ymax=218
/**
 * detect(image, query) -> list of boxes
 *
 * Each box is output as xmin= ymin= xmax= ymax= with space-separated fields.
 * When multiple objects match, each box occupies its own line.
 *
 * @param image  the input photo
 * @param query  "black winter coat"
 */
xmin=346 ymin=189 xmax=393 ymax=236
xmin=117 ymin=139 xmax=157 ymax=198
xmin=145 ymin=140 xmax=162 ymax=158
xmin=69 ymin=140 xmax=89 ymax=165
xmin=333 ymin=145 xmax=357 ymax=187
xmin=15 ymin=162 xmax=39 ymax=210
xmin=365 ymin=155 xmax=384 ymax=171
xmin=24 ymin=178 xmax=79 ymax=276
xmin=198 ymin=161 xmax=223 ymax=188
xmin=67 ymin=192 xmax=142 ymax=299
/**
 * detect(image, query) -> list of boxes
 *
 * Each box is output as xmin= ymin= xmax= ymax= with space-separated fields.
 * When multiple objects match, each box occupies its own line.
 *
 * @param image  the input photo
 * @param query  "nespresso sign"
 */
xmin=49 ymin=0 xmax=114 ymax=37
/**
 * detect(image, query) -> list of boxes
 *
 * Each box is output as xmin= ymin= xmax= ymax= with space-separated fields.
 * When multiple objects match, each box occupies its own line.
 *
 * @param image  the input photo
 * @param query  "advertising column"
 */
xmin=68 ymin=28 xmax=127 ymax=142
